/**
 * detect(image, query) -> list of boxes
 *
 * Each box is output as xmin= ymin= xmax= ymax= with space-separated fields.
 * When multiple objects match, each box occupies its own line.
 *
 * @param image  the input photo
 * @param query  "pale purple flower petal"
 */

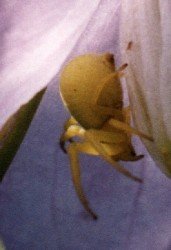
xmin=120 ymin=0 xmax=171 ymax=176
xmin=0 ymin=0 xmax=100 ymax=128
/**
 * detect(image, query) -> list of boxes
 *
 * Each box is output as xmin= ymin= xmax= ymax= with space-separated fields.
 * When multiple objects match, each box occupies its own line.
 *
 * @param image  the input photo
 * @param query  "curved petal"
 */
xmin=120 ymin=0 xmax=171 ymax=176
xmin=0 ymin=0 xmax=100 ymax=128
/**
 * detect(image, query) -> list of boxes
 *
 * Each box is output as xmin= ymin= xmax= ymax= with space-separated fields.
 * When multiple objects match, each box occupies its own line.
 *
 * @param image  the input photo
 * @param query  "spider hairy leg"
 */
xmin=67 ymin=142 xmax=98 ymax=220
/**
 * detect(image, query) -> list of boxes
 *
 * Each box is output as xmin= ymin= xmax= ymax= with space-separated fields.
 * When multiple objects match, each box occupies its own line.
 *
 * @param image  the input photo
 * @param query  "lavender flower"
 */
xmin=121 ymin=0 xmax=171 ymax=177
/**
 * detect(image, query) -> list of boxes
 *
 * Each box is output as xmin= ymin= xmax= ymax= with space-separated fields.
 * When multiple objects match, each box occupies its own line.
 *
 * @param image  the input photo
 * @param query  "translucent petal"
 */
xmin=0 ymin=0 xmax=100 ymax=128
xmin=121 ymin=0 xmax=171 ymax=176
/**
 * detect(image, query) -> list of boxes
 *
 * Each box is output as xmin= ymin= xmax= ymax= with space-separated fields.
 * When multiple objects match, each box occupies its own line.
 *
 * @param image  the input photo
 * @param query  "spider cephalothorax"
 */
xmin=59 ymin=53 xmax=153 ymax=219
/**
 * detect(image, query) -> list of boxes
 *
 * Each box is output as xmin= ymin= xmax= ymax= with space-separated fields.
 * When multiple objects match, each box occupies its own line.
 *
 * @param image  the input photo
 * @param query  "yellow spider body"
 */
xmin=59 ymin=53 xmax=153 ymax=219
xmin=60 ymin=53 xmax=123 ymax=129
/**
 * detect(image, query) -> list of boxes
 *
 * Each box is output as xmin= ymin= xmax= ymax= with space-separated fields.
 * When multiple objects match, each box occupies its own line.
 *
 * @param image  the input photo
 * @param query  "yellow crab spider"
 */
xmin=59 ymin=53 xmax=153 ymax=220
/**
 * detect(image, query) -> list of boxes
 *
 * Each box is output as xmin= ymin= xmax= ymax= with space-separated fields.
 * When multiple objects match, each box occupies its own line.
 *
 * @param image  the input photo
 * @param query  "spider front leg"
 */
xmin=60 ymin=124 xmax=84 ymax=153
xmin=60 ymin=117 xmax=78 ymax=152
xmin=67 ymin=141 xmax=98 ymax=220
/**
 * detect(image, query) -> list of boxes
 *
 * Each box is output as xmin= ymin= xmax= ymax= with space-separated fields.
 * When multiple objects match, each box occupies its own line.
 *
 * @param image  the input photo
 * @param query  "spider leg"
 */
xmin=91 ymin=65 xmax=127 ymax=117
xmin=122 ymin=106 xmax=144 ymax=160
xmin=122 ymin=106 xmax=131 ymax=125
xmin=60 ymin=117 xmax=78 ymax=152
xmin=67 ymin=142 xmax=98 ymax=220
xmin=94 ymin=62 xmax=127 ymax=106
xmin=108 ymin=118 xmax=153 ymax=141
xmin=99 ymin=106 xmax=146 ymax=161
xmin=88 ymin=130 xmax=144 ymax=161
xmin=60 ymin=124 xmax=84 ymax=153
xmin=93 ymin=70 xmax=124 ymax=107
xmin=85 ymin=129 xmax=142 ymax=183
xmin=87 ymin=130 xmax=127 ymax=144
xmin=64 ymin=116 xmax=78 ymax=130
xmin=122 ymin=106 xmax=134 ymax=147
